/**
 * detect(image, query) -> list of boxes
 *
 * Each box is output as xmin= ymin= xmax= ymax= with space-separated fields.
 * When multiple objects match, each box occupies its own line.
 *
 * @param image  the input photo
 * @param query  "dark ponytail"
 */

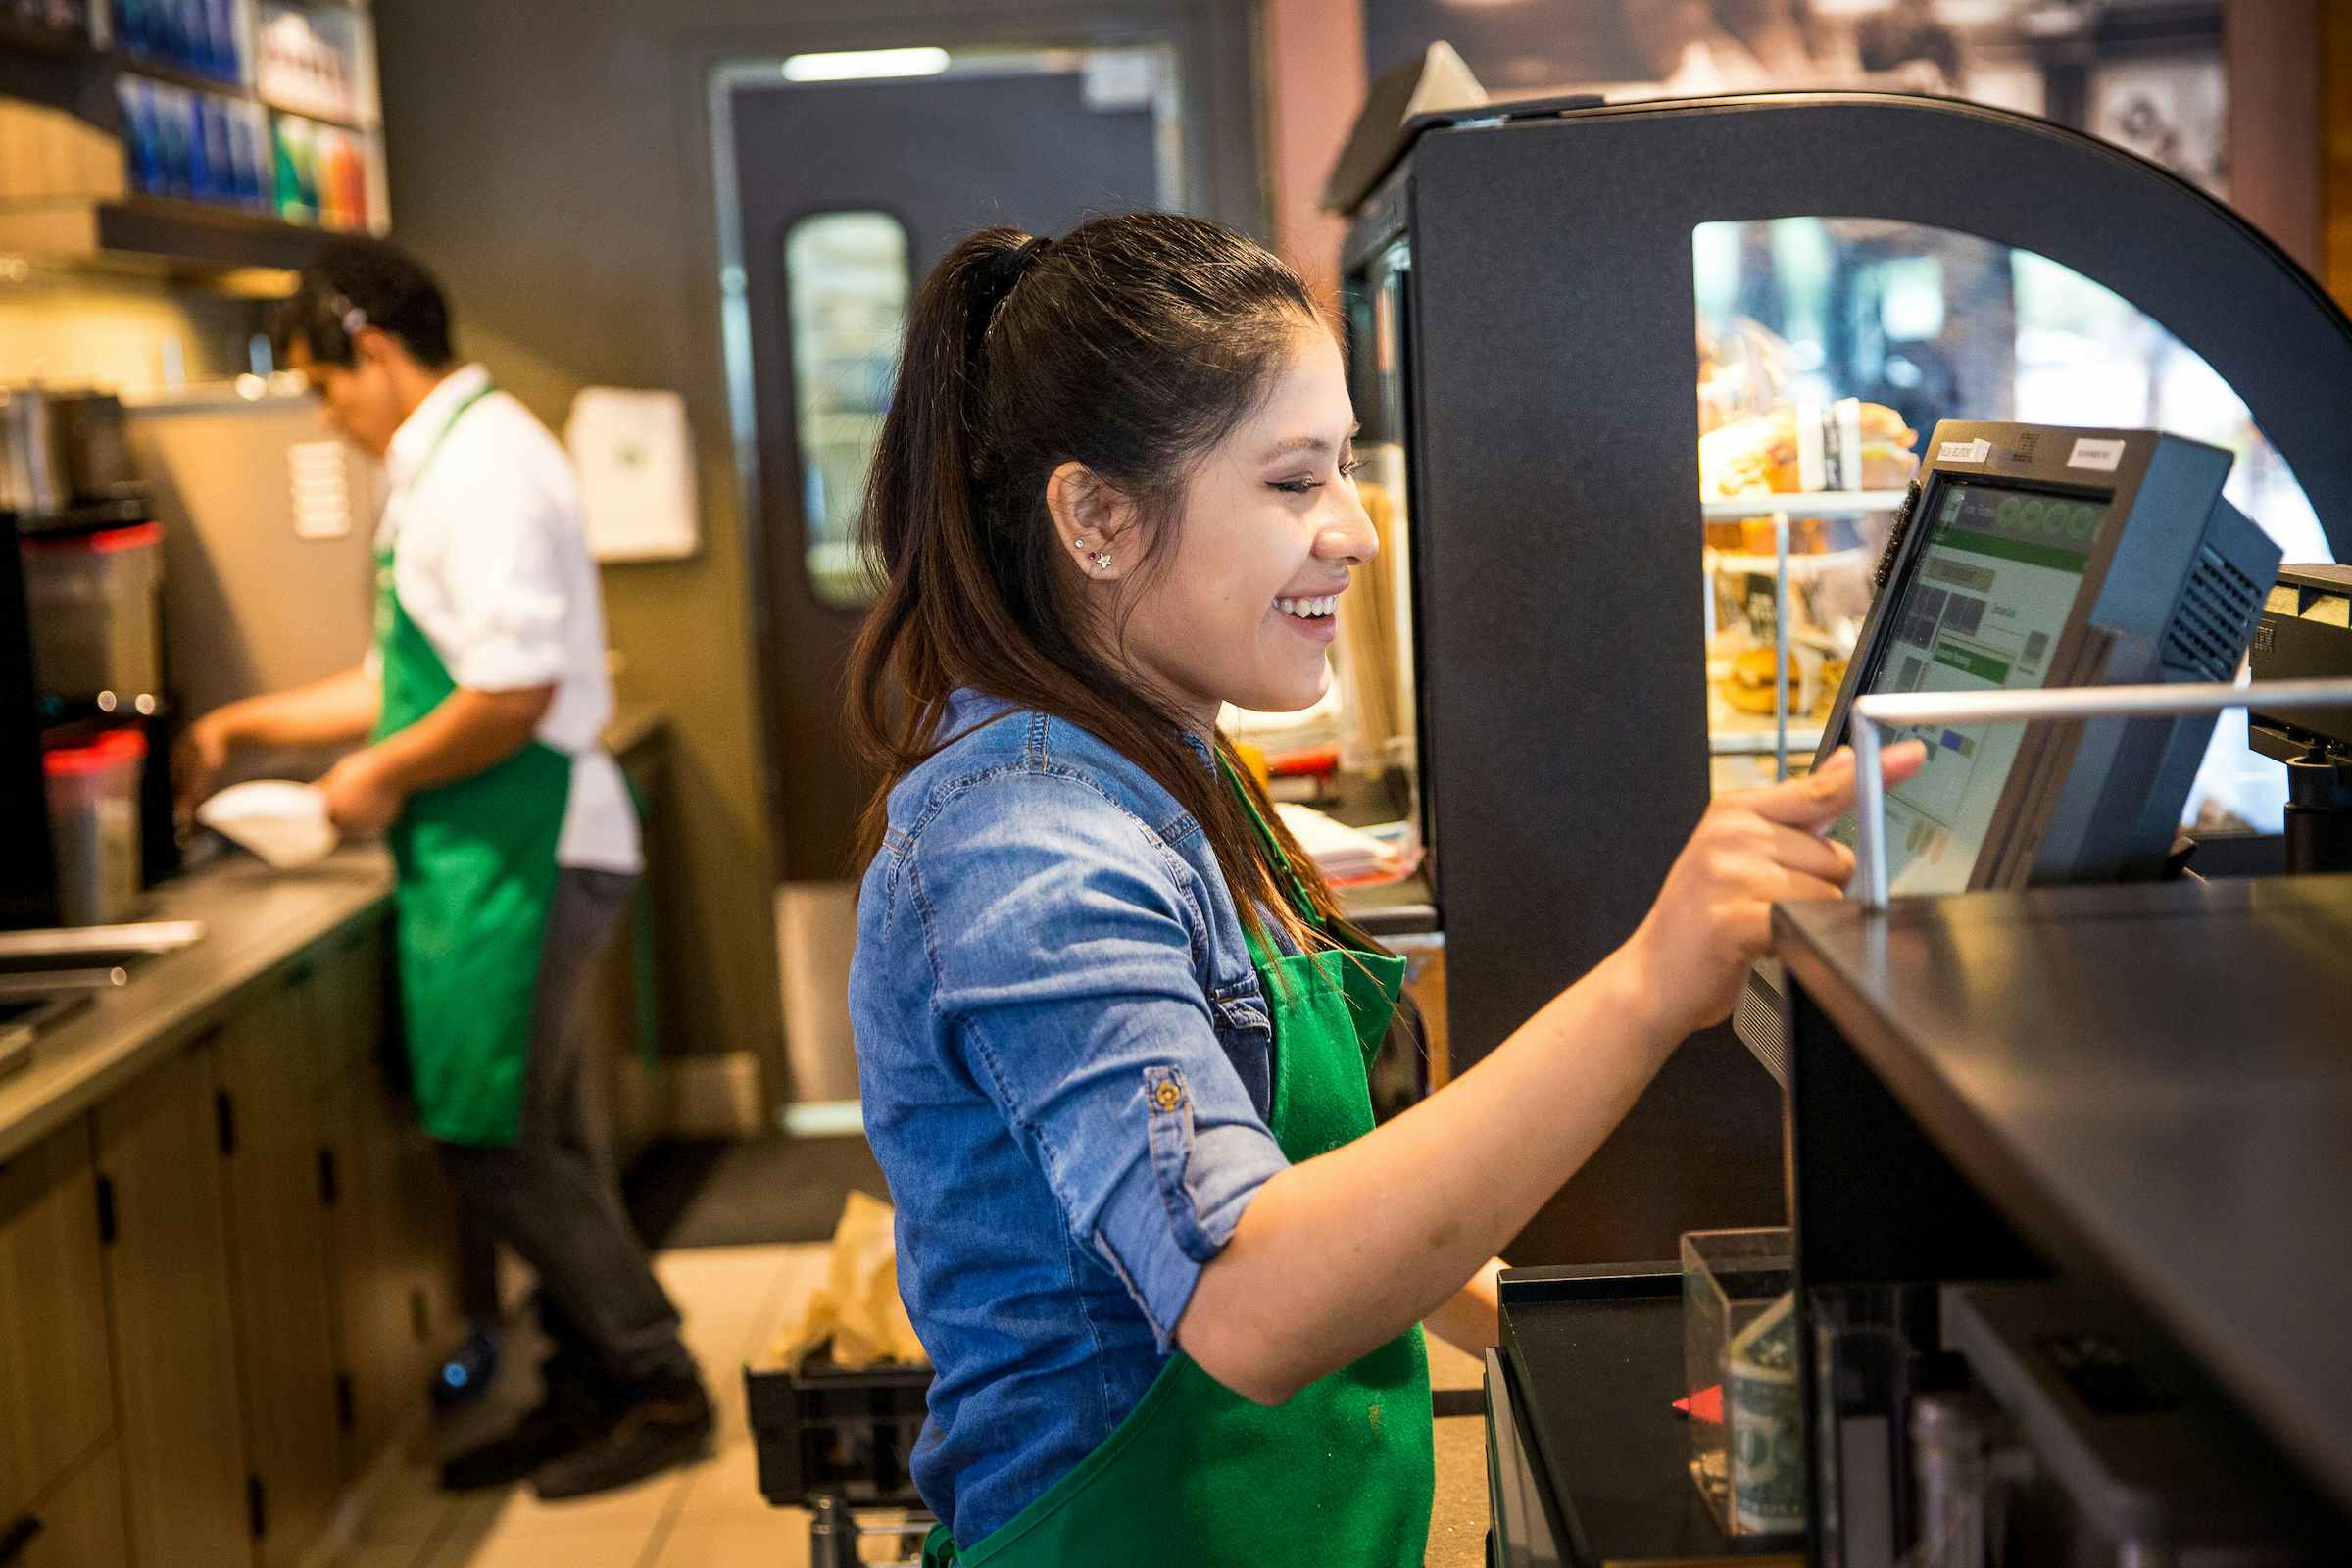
xmin=848 ymin=212 xmax=1350 ymax=958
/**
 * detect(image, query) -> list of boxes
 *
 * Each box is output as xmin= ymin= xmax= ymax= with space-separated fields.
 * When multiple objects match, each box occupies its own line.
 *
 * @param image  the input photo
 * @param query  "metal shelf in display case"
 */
xmin=1702 ymin=492 xmax=1905 ymax=775
xmin=1698 ymin=491 xmax=1908 ymax=522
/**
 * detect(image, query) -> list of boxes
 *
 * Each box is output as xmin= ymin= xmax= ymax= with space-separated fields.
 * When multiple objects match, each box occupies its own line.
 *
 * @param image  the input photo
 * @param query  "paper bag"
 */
xmin=770 ymin=1191 xmax=928 ymax=1372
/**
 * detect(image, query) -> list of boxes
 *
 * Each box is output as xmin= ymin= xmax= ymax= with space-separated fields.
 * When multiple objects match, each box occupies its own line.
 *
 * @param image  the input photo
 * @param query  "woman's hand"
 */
xmin=1621 ymin=742 xmax=1926 ymax=1039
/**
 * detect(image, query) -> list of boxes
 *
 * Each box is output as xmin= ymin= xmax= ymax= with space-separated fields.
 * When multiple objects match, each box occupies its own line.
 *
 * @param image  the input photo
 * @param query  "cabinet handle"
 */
xmin=0 ymin=1514 xmax=43 ymax=1563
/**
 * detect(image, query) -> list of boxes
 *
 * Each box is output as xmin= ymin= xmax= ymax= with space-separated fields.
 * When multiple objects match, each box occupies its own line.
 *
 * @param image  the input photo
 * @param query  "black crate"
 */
xmin=745 ymin=1348 xmax=933 ymax=1508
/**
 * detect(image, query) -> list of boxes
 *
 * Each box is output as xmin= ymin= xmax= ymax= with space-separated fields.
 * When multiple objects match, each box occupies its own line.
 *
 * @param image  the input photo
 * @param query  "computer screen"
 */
xmin=1833 ymin=478 xmax=2110 ymax=892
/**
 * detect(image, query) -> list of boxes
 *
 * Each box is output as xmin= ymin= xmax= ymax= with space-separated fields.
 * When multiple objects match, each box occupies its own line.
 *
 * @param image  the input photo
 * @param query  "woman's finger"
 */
xmin=1758 ymin=818 xmax=1857 ymax=886
xmin=1773 ymin=870 xmax=1847 ymax=906
xmin=1744 ymin=741 xmax=1927 ymax=830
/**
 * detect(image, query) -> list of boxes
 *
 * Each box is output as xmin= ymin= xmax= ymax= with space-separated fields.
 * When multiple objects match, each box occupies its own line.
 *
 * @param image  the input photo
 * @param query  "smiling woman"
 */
xmin=846 ymin=212 xmax=1351 ymax=962
xmin=841 ymin=211 xmax=1921 ymax=1567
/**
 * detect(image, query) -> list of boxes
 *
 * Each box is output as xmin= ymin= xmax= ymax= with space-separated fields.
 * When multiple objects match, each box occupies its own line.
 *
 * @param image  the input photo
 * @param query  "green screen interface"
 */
xmin=1834 ymin=480 xmax=2105 ymax=894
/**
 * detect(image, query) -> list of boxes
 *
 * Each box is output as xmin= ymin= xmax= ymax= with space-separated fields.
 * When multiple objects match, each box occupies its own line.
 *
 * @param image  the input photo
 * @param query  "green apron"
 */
xmin=925 ymin=763 xmax=1434 ymax=1567
xmin=373 ymin=381 xmax=574 ymax=1147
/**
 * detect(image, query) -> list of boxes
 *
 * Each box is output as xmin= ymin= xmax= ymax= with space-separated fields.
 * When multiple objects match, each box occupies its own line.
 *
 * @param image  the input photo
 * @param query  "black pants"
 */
xmin=436 ymin=867 xmax=694 ymax=1390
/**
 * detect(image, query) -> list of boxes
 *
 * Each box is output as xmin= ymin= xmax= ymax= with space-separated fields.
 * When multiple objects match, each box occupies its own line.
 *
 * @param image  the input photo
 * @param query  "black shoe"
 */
xmin=528 ymin=1376 xmax=715 ymax=1500
xmin=438 ymin=1364 xmax=611 ymax=1492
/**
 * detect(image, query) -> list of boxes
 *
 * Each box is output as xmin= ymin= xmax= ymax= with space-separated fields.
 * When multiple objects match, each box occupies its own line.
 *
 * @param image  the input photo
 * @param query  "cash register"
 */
xmin=1734 ymin=420 xmax=2281 ymax=1082
xmin=1493 ymin=423 xmax=2289 ymax=1567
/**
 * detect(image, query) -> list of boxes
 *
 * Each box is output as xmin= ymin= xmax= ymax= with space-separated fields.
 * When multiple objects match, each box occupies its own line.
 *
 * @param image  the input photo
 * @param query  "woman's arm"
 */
xmin=1424 ymin=1257 xmax=1505 ymax=1355
xmin=1179 ymin=745 xmax=1921 ymax=1405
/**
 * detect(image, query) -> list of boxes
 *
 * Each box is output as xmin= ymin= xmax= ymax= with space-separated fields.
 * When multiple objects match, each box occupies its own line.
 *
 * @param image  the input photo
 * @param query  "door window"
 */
xmin=785 ymin=210 xmax=909 ymax=609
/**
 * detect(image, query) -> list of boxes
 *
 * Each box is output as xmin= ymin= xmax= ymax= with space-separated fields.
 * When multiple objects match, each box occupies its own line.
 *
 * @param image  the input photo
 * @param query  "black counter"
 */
xmin=1775 ymin=874 xmax=2352 ymax=1517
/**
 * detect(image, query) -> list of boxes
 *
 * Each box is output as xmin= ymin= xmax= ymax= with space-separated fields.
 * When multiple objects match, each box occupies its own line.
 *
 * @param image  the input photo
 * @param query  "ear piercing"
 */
xmin=1073 ymin=537 xmax=1111 ymax=570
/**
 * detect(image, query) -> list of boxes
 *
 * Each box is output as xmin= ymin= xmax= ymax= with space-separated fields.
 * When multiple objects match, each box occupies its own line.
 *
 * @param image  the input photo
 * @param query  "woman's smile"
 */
xmin=1271 ymin=588 xmax=1345 ymax=642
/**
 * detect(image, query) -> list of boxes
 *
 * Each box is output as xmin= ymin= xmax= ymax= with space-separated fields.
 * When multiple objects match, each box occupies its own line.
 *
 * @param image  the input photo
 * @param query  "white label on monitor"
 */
xmin=1938 ymin=439 xmax=1991 ymax=464
xmin=2067 ymin=437 xmax=2127 ymax=472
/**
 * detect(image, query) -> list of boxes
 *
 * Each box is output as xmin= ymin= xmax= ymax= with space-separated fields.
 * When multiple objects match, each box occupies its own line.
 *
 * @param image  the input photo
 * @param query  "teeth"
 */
xmin=1275 ymin=595 xmax=1339 ymax=618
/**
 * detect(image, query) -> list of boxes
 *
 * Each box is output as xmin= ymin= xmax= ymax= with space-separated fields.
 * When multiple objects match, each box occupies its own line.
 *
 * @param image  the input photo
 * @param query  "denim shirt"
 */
xmin=850 ymin=690 xmax=1293 ymax=1547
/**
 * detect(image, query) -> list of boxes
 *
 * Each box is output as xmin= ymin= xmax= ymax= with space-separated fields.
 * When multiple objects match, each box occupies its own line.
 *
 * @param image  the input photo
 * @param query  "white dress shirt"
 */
xmin=375 ymin=364 xmax=642 ymax=873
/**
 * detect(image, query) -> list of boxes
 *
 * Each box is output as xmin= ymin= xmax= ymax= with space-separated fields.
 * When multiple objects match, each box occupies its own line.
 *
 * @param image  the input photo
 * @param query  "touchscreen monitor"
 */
xmin=1831 ymin=479 xmax=2109 ymax=892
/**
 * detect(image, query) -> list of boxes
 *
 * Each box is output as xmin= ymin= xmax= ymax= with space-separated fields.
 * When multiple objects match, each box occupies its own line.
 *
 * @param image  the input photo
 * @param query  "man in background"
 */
xmin=178 ymin=239 xmax=712 ymax=1498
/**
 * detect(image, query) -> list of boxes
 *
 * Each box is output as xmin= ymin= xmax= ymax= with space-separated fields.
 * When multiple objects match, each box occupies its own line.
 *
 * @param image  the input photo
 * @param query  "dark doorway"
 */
xmin=716 ymin=44 xmax=1179 ymax=1107
xmin=723 ymin=48 xmax=1173 ymax=888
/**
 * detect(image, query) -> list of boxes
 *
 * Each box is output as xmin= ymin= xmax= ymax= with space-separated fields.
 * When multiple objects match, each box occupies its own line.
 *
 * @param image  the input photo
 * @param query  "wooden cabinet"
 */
xmin=315 ymin=925 xmax=455 ymax=1476
xmin=310 ymin=927 xmax=385 ymax=1094
xmin=214 ymin=978 xmax=345 ymax=1567
xmin=10 ymin=906 xmax=463 ymax=1566
xmin=327 ymin=1076 xmax=455 ymax=1477
xmin=0 ymin=1121 xmax=112 ymax=1523
xmin=15 ymin=1440 xmax=128 ymax=1568
xmin=93 ymin=1041 xmax=251 ymax=1568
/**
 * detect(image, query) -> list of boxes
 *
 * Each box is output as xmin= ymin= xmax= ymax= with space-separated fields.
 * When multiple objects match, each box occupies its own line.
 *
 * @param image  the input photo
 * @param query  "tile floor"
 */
xmin=327 ymin=1242 xmax=923 ymax=1568
xmin=328 ymin=1240 xmax=1491 ymax=1568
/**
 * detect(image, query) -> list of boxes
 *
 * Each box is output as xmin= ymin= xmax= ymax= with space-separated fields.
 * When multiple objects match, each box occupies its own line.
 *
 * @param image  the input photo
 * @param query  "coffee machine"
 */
xmin=1 ymin=384 xmax=176 ymax=930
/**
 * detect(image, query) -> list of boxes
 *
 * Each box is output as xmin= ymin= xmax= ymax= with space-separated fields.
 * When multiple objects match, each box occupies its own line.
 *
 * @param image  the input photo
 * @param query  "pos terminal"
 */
xmin=1736 ymin=421 xmax=2282 ymax=1080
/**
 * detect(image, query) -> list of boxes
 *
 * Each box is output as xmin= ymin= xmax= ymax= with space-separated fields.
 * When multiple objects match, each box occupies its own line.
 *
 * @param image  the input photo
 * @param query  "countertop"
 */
xmin=1775 ymin=873 xmax=2352 ymax=1516
xmin=0 ymin=844 xmax=396 ymax=1163
xmin=0 ymin=705 xmax=670 ymax=1165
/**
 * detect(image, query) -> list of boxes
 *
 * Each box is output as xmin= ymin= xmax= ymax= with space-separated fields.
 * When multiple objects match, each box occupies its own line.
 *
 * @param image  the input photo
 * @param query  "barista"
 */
xmin=176 ymin=240 xmax=710 ymax=1499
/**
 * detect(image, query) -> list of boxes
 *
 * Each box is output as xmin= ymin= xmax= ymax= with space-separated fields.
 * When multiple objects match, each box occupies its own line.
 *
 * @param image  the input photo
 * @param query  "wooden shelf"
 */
xmin=257 ymin=93 xmax=372 ymax=132
xmin=0 ymin=13 xmax=99 ymax=59
xmin=0 ymin=195 xmax=333 ymax=276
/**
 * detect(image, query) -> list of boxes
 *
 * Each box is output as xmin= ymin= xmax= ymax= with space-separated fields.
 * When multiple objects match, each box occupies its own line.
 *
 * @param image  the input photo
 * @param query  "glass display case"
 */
xmin=1332 ymin=227 xmax=1425 ymax=867
xmin=1692 ymin=218 xmax=2332 ymax=819
xmin=1334 ymin=88 xmax=2352 ymax=1269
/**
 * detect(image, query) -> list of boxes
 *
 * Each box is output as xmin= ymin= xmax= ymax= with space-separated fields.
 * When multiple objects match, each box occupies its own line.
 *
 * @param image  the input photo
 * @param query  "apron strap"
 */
xmin=1217 ymin=752 xmax=1324 ymax=930
xmin=411 ymin=379 xmax=499 ymax=483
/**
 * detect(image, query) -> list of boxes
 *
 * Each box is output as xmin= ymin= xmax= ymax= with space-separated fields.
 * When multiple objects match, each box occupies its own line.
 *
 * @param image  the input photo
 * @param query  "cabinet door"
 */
xmin=310 ymin=926 xmax=386 ymax=1094
xmin=362 ymin=1091 xmax=458 ymax=1418
xmin=325 ymin=1075 xmax=413 ymax=1475
xmin=215 ymin=979 xmax=345 ymax=1568
xmin=0 ymin=1120 xmax=113 ymax=1521
xmin=93 ymin=1042 xmax=250 ymax=1568
xmin=14 ymin=1438 xmax=128 ymax=1568
xmin=316 ymin=922 xmax=452 ymax=1474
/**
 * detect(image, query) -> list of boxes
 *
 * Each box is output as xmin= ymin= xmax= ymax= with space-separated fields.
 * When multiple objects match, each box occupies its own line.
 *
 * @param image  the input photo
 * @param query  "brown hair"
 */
xmin=847 ymin=212 xmax=1358 ymax=959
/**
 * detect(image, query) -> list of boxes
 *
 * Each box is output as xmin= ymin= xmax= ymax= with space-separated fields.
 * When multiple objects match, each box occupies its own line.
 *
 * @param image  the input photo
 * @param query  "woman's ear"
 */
xmin=1045 ymin=461 xmax=1137 ymax=580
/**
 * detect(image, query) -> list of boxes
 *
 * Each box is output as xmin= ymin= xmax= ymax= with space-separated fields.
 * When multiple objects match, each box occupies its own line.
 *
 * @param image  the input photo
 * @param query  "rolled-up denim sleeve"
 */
xmin=908 ymin=772 xmax=1288 ymax=1348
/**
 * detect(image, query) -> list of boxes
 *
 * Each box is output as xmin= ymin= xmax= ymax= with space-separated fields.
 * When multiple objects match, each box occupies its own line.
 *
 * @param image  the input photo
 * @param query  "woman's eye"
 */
xmin=1339 ymin=456 xmax=1363 ymax=479
xmin=1269 ymin=477 xmax=1321 ymax=495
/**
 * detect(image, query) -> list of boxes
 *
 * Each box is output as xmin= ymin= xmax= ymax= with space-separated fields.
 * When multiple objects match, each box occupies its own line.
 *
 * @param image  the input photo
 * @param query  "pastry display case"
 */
xmin=1334 ymin=89 xmax=2352 ymax=1269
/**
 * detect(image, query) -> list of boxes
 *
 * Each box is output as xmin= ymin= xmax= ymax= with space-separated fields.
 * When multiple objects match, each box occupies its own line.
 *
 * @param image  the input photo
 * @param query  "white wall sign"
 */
xmin=564 ymin=387 xmax=700 ymax=563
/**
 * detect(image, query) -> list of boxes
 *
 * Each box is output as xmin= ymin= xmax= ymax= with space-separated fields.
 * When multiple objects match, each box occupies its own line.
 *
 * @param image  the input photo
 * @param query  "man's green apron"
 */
xmin=924 ymin=763 xmax=1435 ymax=1566
xmin=373 ymin=381 xmax=574 ymax=1147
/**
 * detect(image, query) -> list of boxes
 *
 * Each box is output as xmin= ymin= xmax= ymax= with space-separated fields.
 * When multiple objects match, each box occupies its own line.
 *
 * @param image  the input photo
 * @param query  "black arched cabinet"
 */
xmin=1338 ymin=92 xmax=2352 ymax=1267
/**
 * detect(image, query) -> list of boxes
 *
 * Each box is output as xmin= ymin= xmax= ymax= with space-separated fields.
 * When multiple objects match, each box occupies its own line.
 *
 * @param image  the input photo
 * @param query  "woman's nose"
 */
xmin=1315 ymin=486 xmax=1379 ymax=565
